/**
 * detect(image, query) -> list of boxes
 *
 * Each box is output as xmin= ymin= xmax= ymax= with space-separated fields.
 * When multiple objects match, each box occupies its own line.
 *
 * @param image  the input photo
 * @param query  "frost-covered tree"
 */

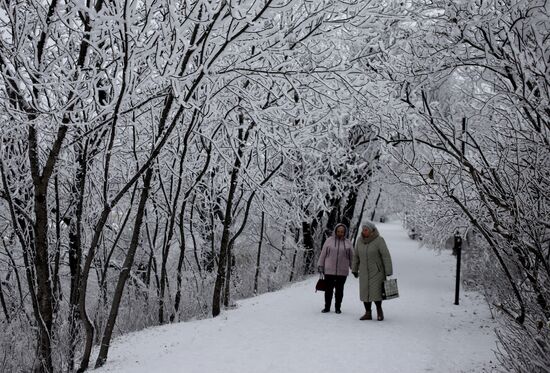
xmin=0 ymin=0 xmax=392 ymax=371
xmin=356 ymin=1 xmax=550 ymax=371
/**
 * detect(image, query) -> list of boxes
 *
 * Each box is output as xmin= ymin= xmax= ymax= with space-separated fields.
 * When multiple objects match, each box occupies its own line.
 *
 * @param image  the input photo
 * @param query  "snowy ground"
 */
xmin=94 ymin=222 xmax=499 ymax=373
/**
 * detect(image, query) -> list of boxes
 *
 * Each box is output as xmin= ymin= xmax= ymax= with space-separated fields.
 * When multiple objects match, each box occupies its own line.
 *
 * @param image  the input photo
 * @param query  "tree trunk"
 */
xmin=52 ymin=175 xmax=62 ymax=309
xmin=342 ymin=189 xmax=357 ymax=229
xmin=190 ymin=201 xmax=202 ymax=273
xmin=67 ymin=143 xmax=88 ymax=372
xmin=212 ymin=123 xmax=251 ymax=317
xmin=77 ymin=208 xmax=111 ymax=373
xmin=302 ymin=218 xmax=318 ymax=275
xmin=0 ymin=278 xmax=9 ymax=322
xmin=352 ymin=196 xmax=367 ymax=246
xmin=369 ymin=188 xmax=382 ymax=221
xmin=158 ymin=216 xmax=170 ymax=324
xmin=159 ymin=109 xmax=201 ymax=324
xmin=32 ymin=184 xmax=54 ymax=373
xmin=212 ymin=168 xmax=239 ymax=316
xmin=223 ymin=243 xmax=234 ymax=307
xmin=0 ymin=161 xmax=38 ymax=322
xmin=253 ymin=210 xmax=265 ymax=294
xmin=171 ymin=138 xmax=213 ymax=321
xmin=253 ymin=151 xmax=268 ymax=293
xmin=29 ymin=122 xmax=68 ymax=373
xmin=324 ymin=196 xmax=339 ymax=240
xmin=171 ymin=200 xmax=188 ymax=322
xmin=289 ymin=227 xmax=300 ymax=282
xmin=95 ymin=166 xmax=154 ymax=368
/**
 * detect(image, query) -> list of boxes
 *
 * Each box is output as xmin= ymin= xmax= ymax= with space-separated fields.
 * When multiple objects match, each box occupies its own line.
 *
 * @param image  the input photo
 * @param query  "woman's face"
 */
xmin=336 ymin=226 xmax=346 ymax=238
xmin=362 ymin=227 xmax=370 ymax=237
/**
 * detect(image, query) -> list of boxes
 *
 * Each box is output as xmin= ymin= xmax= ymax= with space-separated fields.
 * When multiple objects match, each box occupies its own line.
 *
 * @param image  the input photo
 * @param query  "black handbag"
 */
xmin=315 ymin=275 xmax=327 ymax=292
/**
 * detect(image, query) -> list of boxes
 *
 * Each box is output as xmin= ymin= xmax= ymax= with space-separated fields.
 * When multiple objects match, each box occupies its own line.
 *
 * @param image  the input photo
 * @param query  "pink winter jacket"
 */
xmin=317 ymin=235 xmax=353 ymax=276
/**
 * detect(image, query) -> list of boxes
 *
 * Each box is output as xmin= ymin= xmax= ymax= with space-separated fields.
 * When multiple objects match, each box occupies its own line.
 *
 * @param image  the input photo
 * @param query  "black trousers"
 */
xmin=324 ymin=275 xmax=347 ymax=310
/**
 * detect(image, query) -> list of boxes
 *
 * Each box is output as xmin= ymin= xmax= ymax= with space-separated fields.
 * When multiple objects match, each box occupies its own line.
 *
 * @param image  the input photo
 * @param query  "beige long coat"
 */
xmin=352 ymin=229 xmax=393 ymax=302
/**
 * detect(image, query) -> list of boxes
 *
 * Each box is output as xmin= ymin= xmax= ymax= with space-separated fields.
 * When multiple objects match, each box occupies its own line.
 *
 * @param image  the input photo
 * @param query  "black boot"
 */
xmin=375 ymin=301 xmax=384 ymax=321
xmin=359 ymin=310 xmax=372 ymax=320
xmin=360 ymin=302 xmax=372 ymax=320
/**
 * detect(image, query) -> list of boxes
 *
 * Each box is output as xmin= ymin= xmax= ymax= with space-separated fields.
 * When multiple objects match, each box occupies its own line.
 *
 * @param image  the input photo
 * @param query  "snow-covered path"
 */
xmin=95 ymin=222 xmax=498 ymax=373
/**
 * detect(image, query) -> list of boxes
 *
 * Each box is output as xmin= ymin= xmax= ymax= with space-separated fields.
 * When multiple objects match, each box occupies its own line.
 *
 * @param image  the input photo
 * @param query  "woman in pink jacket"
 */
xmin=317 ymin=223 xmax=353 ymax=314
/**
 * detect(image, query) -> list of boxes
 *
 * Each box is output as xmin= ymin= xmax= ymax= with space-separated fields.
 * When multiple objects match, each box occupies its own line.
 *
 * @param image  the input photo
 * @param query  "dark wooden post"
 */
xmin=454 ymin=232 xmax=463 ymax=305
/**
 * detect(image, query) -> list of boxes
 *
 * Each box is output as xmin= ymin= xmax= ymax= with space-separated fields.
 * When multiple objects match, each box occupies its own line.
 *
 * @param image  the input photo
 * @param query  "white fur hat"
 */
xmin=361 ymin=221 xmax=376 ymax=231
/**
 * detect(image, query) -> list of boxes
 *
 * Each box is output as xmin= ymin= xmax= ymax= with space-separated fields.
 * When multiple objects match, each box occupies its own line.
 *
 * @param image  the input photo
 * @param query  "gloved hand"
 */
xmin=352 ymin=272 xmax=358 ymax=278
xmin=318 ymin=266 xmax=324 ymax=274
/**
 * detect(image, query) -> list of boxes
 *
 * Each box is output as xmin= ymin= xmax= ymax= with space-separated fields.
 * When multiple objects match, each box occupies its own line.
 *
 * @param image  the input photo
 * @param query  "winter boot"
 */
xmin=359 ymin=310 xmax=372 ymax=320
xmin=321 ymin=308 xmax=330 ymax=313
xmin=375 ymin=301 xmax=384 ymax=321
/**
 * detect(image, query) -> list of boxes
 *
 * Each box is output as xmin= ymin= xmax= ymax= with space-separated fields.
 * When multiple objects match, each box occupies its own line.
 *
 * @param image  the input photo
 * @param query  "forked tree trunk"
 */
xmin=171 ymin=139 xmax=214 ymax=322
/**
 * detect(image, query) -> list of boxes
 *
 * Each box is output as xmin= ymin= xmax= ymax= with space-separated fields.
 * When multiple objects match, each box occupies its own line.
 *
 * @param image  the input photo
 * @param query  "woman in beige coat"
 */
xmin=352 ymin=222 xmax=393 ymax=321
